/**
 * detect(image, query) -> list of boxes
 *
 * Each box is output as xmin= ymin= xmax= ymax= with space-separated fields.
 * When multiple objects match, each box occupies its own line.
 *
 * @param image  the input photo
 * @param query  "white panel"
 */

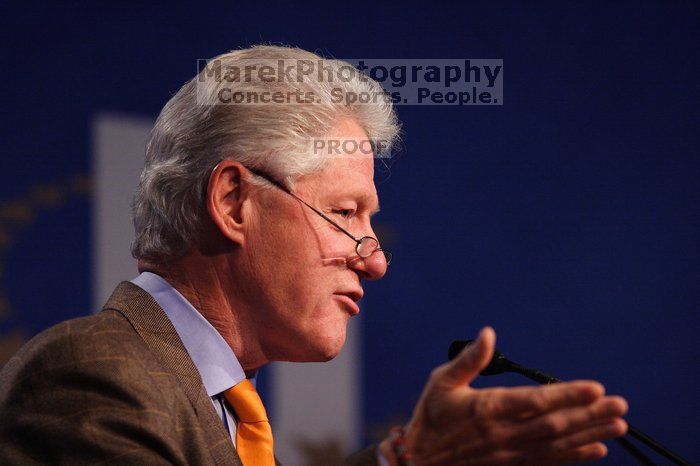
xmin=272 ymin=316 xmax=361 ymax=466
xmin=92 ymin=113 xmax=152 ymax=309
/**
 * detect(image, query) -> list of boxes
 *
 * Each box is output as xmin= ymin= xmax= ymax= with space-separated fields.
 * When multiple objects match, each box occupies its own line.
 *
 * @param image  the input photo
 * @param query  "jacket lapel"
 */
xmin=102 ymin=281 xmax=242 ymax=466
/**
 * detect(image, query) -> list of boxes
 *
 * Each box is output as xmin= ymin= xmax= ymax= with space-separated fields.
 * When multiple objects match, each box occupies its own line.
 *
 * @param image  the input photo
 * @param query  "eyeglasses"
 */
xmin=247 ymin=167 xmax=392 ymax=267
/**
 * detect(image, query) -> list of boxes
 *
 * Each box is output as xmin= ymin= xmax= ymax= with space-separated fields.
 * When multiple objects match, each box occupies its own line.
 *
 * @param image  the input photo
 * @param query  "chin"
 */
xmin=316 ymin=344 xmax=344 ymax=362
xmin=269 ymin=307 xmax=350 ymax=362
xmin=293 ymin=327 xmax=348 ymax=363
xmin=306 ymin=334 xmax=347 ymax=362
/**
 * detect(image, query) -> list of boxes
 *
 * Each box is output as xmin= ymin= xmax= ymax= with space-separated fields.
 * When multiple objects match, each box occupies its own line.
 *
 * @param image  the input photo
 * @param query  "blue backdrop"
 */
xmin=2 ymin=2 xmax=698 ymax=464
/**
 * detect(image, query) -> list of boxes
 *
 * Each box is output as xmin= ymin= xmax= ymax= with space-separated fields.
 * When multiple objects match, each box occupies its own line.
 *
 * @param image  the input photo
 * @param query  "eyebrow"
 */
xmin=349 ymin=191 xmax=380 ymax=217
xmin=250 ymin=167 xmax=382 ymax=218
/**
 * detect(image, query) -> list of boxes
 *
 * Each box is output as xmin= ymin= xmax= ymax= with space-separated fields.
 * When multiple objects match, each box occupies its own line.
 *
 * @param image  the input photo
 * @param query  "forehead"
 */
xmin=296 ymin=118 xmax=378 ymax=206
xmin=298 ymin=154 xmax=377 ymax=204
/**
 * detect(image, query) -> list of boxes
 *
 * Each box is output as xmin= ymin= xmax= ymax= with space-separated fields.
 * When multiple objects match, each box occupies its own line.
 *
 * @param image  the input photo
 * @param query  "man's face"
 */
xmin=242 ymin=118 xmax=388 ymax=363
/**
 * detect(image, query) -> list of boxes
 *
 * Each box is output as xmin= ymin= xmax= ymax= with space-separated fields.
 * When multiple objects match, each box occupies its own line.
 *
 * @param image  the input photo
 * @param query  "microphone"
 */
xmin=448 ymin=340 xmax=560 ymax=383
xmin=448 ymin=339 xmax=691 ymax=466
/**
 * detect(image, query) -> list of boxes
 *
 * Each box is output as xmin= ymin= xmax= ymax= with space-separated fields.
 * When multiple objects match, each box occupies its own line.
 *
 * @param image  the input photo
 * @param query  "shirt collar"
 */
xmin=131 ymin=271 xmax=248 ymax=396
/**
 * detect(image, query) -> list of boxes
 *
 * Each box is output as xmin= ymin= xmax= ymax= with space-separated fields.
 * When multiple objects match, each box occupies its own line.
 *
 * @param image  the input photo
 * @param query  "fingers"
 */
xmin=495 ymin=442 xmax=609 ymax=466
xmin=544 ymin=442 xmax=609 ymax=466
xmin=429 ymin=390 xmax=627 ymax=463
xmin=515 ymin=395 xmax=628 ymax=443
xmin=440 ymin=327 xmax=496 ymax=386
xmin=547 ymin=418 xmax=628 ymax=451
xmin=480 ymin=381 xmax=605 ymax=419
xmin=444 ymin=380 xmax=607 ymax=423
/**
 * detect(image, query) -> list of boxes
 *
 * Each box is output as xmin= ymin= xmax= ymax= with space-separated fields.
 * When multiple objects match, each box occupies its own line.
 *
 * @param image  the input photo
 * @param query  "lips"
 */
xmin=334 ymin=288 xmax=363 ymax=316
xmin=334 ymin=294 xmax=360 ymax=315
xmin=338 ymin=288 xmax=363 ymax=303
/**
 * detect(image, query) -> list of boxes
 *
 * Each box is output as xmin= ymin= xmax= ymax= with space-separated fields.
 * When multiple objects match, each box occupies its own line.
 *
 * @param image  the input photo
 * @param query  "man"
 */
xmin=0 ymin=45 xmax=628 ymax=465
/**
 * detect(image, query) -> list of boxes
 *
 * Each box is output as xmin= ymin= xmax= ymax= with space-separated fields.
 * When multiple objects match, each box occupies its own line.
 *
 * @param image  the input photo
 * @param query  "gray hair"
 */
xmin=131 ymin=45 xmax=400 ymax=263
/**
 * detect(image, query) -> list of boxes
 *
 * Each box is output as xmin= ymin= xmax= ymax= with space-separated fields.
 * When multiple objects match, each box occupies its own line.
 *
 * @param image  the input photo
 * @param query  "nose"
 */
xmin=347 ymin=247 xmax=388 ymax=280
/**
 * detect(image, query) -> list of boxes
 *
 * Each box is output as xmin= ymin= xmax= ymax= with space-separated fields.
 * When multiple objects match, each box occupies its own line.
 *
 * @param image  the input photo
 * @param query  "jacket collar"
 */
xmin=101 ymin=281 xmax=241 ymax=466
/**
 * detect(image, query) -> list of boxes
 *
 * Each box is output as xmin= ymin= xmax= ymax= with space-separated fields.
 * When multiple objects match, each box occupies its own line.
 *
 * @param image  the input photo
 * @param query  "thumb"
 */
xmin=440 ymin=326 xmax=496 ymax=386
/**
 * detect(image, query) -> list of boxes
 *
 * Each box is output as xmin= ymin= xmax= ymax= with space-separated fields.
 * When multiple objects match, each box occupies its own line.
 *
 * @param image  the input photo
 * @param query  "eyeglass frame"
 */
xmin=245 ymin=167 xmax=392 ymax=267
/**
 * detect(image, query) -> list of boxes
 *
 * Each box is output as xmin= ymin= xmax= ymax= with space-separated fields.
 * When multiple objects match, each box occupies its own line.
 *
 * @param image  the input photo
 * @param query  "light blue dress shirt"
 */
xmin=131 ymin=271 xmax=248 ymax=445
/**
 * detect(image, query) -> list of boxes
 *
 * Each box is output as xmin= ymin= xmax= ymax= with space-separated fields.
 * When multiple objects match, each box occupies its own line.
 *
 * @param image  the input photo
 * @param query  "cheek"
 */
xmin=301 ymin=302 xmax=350 ymax=360
xmin=247 ymin=210 xmax=344 ymax=305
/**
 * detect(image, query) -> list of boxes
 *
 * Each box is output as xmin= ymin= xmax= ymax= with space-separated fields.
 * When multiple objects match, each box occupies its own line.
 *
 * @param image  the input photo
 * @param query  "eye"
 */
xmin=334 ymin=208 xmax=354 ymax=219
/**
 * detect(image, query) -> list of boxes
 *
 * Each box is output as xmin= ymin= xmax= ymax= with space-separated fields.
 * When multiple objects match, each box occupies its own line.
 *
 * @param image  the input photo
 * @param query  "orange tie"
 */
xmin=223 ymin=379 xmax=275 ymax=466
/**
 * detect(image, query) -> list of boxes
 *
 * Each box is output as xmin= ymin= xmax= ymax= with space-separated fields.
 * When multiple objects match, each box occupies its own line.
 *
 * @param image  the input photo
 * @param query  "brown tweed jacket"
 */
xmin=0 ymin=282 xmax=377 ymax=465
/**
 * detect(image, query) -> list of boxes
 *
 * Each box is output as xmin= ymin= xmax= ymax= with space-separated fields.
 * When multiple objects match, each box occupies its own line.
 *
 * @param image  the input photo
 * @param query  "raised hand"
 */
xmin=382 ymin=327 xmax=628 ymax=466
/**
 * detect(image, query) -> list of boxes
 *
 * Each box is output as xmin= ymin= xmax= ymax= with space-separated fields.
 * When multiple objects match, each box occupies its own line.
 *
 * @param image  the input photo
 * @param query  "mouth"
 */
xmin=334 ymin=289 xmax=363 ymax=316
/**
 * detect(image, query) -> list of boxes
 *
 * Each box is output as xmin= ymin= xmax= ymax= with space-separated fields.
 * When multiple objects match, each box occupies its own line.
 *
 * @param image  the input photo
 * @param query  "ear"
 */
xmin=206 ymin=161 xmax=253 ymax=246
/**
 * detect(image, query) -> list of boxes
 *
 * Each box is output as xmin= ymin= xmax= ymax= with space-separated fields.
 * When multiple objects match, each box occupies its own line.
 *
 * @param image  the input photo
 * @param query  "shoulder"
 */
xmin=0 ymin=311 xmax=194 ymax=464
xmin=0 ymin=309 xmax=167 ymax=415
xmin=1 ymin=279 xmax=173 ymax=391
xmin=1 ymin=309 xmax=153 ymax=388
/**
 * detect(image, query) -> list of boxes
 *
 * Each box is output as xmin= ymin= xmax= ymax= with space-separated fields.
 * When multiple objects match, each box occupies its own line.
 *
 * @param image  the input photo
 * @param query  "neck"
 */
xmin=138 ymin=253 xmax=269 ymax=373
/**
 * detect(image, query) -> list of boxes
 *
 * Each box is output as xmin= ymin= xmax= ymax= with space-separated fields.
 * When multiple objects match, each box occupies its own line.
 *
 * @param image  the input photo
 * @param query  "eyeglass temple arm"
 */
xmin=287 ymin=193 xmax=360 ymax=245
xmin=246 ymin=167 xmax=360 ymax=245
